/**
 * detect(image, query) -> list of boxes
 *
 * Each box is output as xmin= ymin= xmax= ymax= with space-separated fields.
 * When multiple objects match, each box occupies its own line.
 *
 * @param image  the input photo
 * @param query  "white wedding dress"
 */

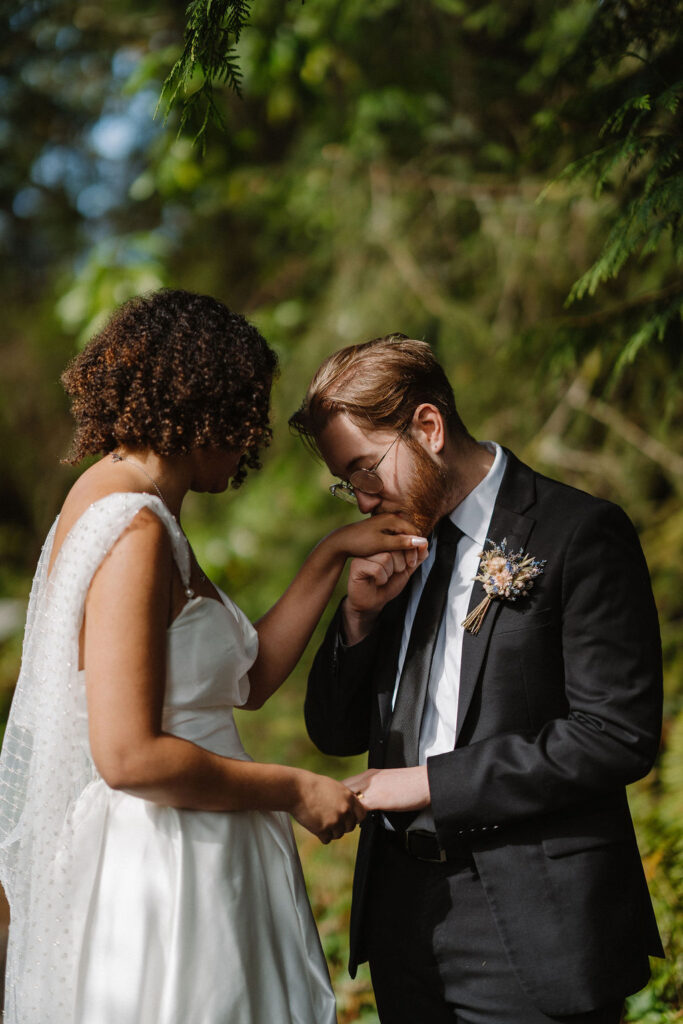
xmin=0 ymin=493 xmax=337 ymax=1024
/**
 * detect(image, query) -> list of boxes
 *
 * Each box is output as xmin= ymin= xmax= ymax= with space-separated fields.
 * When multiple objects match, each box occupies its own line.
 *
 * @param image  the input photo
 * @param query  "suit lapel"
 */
xmin=455 ymin=452 xmax=537 ymax=744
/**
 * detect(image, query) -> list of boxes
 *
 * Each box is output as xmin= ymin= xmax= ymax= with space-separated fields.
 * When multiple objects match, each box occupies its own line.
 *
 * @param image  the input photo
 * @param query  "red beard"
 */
xmin=398 ymin=439 xmax=451 ymax=538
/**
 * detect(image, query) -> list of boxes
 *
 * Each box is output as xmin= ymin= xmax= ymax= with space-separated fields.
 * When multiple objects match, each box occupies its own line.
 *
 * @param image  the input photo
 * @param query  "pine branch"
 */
xmin=547 ymin=13 xmax=683 ymax=383
xmin=157 ymin=0 xmax=252 ymax=149
xmin=611 ymin=292 xmax=683 ymax=378
xmin=568 ymin=174 xmax=683 ymax=302
xmin=553 ymin=280 xmax=683 ymax=327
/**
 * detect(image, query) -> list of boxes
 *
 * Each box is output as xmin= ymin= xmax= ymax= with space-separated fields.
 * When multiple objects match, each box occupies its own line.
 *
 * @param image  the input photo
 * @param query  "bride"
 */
xmin=0 ymin=289 xmax=427 ymax=1023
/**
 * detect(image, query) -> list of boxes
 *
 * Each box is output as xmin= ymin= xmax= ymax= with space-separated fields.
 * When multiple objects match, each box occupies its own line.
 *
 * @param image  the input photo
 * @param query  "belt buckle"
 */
xmin=404 ymin=829 xmax=446 ymax=863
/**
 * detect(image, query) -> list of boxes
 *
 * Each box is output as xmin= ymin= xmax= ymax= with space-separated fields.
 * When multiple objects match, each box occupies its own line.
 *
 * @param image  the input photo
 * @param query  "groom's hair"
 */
xmin=289 ymin=333 xmax=468 ymax=453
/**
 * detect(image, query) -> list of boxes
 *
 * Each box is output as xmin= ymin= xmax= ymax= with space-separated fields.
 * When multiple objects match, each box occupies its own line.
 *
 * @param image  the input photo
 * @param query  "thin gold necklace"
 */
xmin=111 ymin=452 xmax=171 ymax=511
xmin=111 ymin=452 xmax=207 ymax=590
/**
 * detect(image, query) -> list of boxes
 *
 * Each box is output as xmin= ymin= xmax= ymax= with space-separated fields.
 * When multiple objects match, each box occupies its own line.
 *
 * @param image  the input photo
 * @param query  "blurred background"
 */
xmin=0 ymin=1 xmax=681 ymax=1020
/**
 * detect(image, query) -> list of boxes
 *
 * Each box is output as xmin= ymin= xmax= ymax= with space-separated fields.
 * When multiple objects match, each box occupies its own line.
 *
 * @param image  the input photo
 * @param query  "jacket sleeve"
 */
xmin=428 ymin=501 xmax=663 ymax=848
xmin=304 ymin=601 xmax=381 ymax=756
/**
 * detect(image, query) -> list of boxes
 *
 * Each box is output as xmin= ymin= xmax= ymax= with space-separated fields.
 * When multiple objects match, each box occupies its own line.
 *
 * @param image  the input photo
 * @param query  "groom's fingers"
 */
xmin=353 ymin=554 xmax=392 ymax=586
xmin=358 ymin=550 xmax=411 ymax=581
xmin=355 ymin=562 xmax=389 ymax=587
xmin=389 ymin=550 xmax=410 ymax=574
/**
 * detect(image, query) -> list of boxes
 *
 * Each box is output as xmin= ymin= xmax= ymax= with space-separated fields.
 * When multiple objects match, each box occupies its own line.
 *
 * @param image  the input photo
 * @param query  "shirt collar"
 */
xmin=449 ymin=442 xmax=507 ymax=546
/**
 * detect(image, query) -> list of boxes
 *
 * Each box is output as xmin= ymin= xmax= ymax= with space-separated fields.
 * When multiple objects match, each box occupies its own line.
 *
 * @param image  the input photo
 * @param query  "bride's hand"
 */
xmin=290 ymin=772 xmax=366 ymax=844
xmin=326 ymin=512 xmax=427 ymax=561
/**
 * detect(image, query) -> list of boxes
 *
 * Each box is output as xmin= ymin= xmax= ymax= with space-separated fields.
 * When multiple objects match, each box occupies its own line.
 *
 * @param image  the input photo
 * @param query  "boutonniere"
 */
xmin=462 ymin=539 xmax=546 ymax=635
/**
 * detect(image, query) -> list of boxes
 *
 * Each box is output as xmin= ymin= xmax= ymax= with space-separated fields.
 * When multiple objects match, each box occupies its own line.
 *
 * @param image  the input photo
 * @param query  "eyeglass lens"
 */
xmin=330 ymin=427 xmax=406 ymax=501
xmin=347 ymin=467 xmax=383 ymax=494
xmin=329 ymin=483 xmax=358 ymax=503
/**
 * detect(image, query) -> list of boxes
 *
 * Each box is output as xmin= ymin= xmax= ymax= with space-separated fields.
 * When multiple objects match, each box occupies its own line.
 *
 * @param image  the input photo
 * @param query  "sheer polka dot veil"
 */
xmin=0 ymin=493 xmax=190 ymax=1022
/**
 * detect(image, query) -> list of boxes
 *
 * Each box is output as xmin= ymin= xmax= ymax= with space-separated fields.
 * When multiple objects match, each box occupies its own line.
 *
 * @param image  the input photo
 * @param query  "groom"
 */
xmin=290 ymin=334 xmax=663 ymax=1024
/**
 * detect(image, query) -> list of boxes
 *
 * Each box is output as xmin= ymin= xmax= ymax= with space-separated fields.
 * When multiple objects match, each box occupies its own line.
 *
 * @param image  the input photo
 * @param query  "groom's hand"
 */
xmin=343 ymin=543 xmax=428 ymax=644
xmin=343 ymin=767 xmax=430 ymax=813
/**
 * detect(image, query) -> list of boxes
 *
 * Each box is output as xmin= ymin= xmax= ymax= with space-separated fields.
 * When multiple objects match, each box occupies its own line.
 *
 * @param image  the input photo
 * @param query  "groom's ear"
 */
xmin=410 ymin=404 xmax=445 ymax=455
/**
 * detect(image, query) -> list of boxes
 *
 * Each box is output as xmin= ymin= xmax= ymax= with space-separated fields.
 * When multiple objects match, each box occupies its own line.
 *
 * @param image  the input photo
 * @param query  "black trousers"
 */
xmin=364 ymin=829 xmax=624 ymax=1024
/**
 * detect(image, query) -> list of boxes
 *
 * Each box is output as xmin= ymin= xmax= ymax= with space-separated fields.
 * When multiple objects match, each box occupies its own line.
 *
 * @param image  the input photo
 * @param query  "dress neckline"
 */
xmin=77 ymin=593 xmax=233 ymax=676
xmin=169 ymin=592 xmax=229 ymax=630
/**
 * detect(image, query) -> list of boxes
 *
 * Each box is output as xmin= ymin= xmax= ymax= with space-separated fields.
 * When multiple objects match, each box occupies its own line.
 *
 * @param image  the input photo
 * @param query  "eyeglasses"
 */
xmin=329 ymin=431 xmax=404 ymax=504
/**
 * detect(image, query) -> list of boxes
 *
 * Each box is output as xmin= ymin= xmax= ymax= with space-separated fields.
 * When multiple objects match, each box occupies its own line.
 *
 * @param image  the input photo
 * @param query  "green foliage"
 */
xmin=157 ymin=0 xmax=683 ymax=386
xmin=158 ymin=0 xmax=253 ymax=149
xmin=625 ymin=710 xmax=683 ymax=1020
xmin=1 ymin=2 xmax=682 ymax=1019
xmin=548 ymin=4 xmax=683 ymax=384
xmin=57 ymin=233 xmax=171 ymax=343
xmin=564 ymin=77 xmax=683 ymax=290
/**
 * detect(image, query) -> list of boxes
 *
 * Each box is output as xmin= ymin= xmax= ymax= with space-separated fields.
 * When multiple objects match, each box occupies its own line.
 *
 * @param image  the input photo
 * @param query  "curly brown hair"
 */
xmin=61 ymin=289 xmax=278 ymax=488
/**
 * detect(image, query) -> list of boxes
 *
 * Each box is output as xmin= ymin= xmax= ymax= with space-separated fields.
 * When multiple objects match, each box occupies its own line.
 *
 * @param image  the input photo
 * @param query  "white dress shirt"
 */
xmin=391 ymin=441 xmax=507 ymax=831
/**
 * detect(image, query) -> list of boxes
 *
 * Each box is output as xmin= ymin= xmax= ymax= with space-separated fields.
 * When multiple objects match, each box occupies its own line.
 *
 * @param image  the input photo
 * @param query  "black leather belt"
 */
xmin=382 ymin=826 xmax=471 ymax=865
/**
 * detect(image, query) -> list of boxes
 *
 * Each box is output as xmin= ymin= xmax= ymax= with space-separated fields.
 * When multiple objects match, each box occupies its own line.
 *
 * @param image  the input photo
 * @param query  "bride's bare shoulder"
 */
xmin=48 ymin=458 xmax=156 ymax=575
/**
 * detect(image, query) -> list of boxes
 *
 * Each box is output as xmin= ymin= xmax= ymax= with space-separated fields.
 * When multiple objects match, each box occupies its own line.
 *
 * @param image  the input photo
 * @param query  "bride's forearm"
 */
xmin=246 ymin=535 xmax=347 ymax=708
xmin=245 ymin=515 xmax=427 ymax=709
xmin=97 ymin=732 xmax=365 ymax=843
xmin=100 ymin=731 xmax=305 ymax=811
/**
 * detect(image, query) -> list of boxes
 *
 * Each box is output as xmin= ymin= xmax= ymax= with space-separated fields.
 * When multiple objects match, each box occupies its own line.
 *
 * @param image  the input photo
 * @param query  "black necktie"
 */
xmin=384 ymin=517 xmax=463 ymax=771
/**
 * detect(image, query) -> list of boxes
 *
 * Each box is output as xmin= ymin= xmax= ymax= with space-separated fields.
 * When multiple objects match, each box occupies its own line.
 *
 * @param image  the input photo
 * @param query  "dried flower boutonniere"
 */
xmin=462 ymin=539 xmax=546 ymax=635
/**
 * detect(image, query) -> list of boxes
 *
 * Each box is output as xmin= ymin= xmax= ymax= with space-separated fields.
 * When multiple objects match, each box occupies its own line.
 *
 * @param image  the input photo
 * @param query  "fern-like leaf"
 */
xmin=157 ymin=0 xmax=253 ymax=147
xmin=611 ymin=292 xmax=683 ymax=380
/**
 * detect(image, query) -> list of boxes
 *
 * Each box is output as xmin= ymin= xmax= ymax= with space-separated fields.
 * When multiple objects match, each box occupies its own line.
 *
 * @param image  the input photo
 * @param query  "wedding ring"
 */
xmin=356 ymin=792 xmax=365 ymax=800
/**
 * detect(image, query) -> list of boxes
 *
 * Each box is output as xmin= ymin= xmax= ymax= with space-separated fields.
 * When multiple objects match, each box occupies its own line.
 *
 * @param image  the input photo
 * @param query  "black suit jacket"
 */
xmin=305 ymin=451 xmax=663 ymax=1016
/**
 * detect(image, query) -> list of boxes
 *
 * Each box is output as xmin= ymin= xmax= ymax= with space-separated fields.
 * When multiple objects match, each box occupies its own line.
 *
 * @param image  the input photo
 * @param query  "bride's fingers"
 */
xmin=347 ymin=807 xmax=363 ymax=830
xmin=372 ymin=513 xmax=418 ymax=532
xmin=373 ymin=514 xmax=427 ymax=542
xmin=386 ymin=533 xmax=428 ymax=551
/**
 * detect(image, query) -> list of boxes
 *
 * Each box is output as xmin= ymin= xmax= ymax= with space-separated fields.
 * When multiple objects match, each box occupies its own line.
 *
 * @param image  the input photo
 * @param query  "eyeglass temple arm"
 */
xmin=371 ymin=430 xmax=402 ymax=473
